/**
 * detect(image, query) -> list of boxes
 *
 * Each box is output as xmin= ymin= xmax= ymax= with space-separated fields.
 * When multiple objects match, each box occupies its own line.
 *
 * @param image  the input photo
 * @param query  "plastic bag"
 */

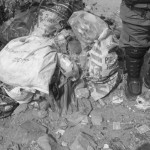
xmin=58 ymin=53 xmax=79 ymax=80
xmin=69 ymin=11 xmax=108 ymax=49
xmin=4 ymin=86 xmax=34 ymax=104
xmin=88 ymin=28 xmax=119 ymax=100
xmin=90 ymin=72 xmax=119 ymax=100
xmin=0 ymin=35 xmax=57 ymax=94
xmin=89 ymin=28 xmax=118 ymax=81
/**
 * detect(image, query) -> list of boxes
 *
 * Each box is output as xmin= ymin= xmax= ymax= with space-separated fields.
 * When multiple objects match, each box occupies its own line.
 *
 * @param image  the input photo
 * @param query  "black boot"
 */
xmin=125 ymin=47 xmax=148 ymax=100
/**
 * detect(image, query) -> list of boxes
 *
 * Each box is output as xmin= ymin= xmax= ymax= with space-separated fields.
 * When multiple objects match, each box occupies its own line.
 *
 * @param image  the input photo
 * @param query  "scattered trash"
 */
xmin=4 ymin=86 xmax=34 ymax=104
xmin=113 ymin=122 xmax=121 ymax=130
xmin=111 ymin=95 xmax=123 ymax=104
xmin=0 ymin=36 xmax=57 ymax=94
xmin=135 ymin=96 xmax=150 ymax=111
xmin=58 ymin=53 xmax=79 ymax=80
xmin=29 ymin=101 xmax=39 ymax=109
xmin=136 ymin=125 xmax=150 ymax=134
xmin=30 ymin=140 xmax=41 ymax=150
xmin=69 ymin=11 xmax=107 ymax=49
xmin=81 ymin=116 xmax=89 ymax=125
xmin=56 ymin=129 xmax=65 ymax=136
xmin=102 ymin=144 xmax=112 ymax=150
xmin=0 ymin=1 xmax=148 ymax=150
xmin=61 ymin=141 xmax=68 ymax=147
xmin=88 ymin=27 xmax=119 ymax=99
xmin=111 ymin=89 xmax=124 ymax=104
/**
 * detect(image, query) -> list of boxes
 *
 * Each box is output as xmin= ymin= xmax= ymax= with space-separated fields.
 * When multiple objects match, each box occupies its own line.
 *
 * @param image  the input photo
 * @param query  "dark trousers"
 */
xmin=119 ymin=1 xmax=150 ymax=78
xmin=120 ymin=1 xmax=150 ymax=48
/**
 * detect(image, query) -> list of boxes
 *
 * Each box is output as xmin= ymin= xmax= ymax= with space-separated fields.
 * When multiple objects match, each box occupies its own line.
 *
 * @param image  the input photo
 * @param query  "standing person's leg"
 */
xmin=119 ymin=2 xmax=150 ymax=99
xmin=125 ymin=46 xmax=148 ymax=97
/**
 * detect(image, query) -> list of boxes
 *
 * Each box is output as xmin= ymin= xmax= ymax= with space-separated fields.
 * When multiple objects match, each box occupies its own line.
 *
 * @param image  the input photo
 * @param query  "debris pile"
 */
xmin=0 ymin=0 xmax=149 ymax=150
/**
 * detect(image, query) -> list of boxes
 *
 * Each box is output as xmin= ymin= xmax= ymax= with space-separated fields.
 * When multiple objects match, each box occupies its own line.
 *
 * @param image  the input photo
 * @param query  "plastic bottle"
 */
xmin=102 ymin=144 xmax=112 ymax=150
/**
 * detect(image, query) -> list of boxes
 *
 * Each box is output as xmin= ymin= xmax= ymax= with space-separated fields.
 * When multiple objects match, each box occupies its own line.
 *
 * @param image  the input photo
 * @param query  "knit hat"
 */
xmin=41 ymin=1 xmax=73 ymax=21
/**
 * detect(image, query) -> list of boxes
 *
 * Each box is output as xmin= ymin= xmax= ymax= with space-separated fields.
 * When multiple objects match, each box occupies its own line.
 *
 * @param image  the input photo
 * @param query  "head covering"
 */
xmin=41 ymin=1 xmax=73 ymax=21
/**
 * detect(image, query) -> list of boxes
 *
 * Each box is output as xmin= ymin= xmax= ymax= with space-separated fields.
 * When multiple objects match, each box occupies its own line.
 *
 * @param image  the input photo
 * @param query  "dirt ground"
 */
xmin=84 ymin=0 xmax=121 ymax=18
xmin=1 ymin=0 xmax=150 ymax=150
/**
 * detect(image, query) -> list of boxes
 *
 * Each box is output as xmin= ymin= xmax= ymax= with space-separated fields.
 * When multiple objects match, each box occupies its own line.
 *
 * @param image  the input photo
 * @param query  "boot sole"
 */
xmin=125 ymin=85 xmax=137 ymax=101
xmin=125 ymin=79 xmax=140 ymax=101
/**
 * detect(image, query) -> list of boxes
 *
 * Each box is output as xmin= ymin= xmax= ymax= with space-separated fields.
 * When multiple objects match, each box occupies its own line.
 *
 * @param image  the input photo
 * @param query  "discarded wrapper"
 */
xmin=113 ymin=122 xmax=121 ymax=130
xmin=102 ymin=144 xmax=112 ymax=150
xmin=56 ymin=129 xmax=65 ymax=135
xmin=58 ymin=53 xmax=79 ymax=80
xmin=90 ymin=72 xmax=119 ymax=100
xmin=4 ymin=86 xmax=34 ymax=104
xmin=112 ymin=96 xmax=123 ymax=104
xmin=135 ymin=96 xmax=150 ymax=111
xmin=136 ymin=124 xmax=150 ymax=134
xmin=111 ymin=90 xmax=124 ymax=104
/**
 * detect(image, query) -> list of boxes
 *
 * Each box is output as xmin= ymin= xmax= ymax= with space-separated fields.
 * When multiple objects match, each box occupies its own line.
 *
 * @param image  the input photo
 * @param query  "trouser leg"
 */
xmin=125 ymin=47 xmax=148 ymax=97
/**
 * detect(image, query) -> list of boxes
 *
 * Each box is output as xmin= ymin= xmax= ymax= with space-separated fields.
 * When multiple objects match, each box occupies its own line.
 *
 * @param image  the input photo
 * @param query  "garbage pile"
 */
xmin=0 ymin=0 xmax=149 ymax=150
xmin=0 ymin=0 xmax=120 ymax=114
